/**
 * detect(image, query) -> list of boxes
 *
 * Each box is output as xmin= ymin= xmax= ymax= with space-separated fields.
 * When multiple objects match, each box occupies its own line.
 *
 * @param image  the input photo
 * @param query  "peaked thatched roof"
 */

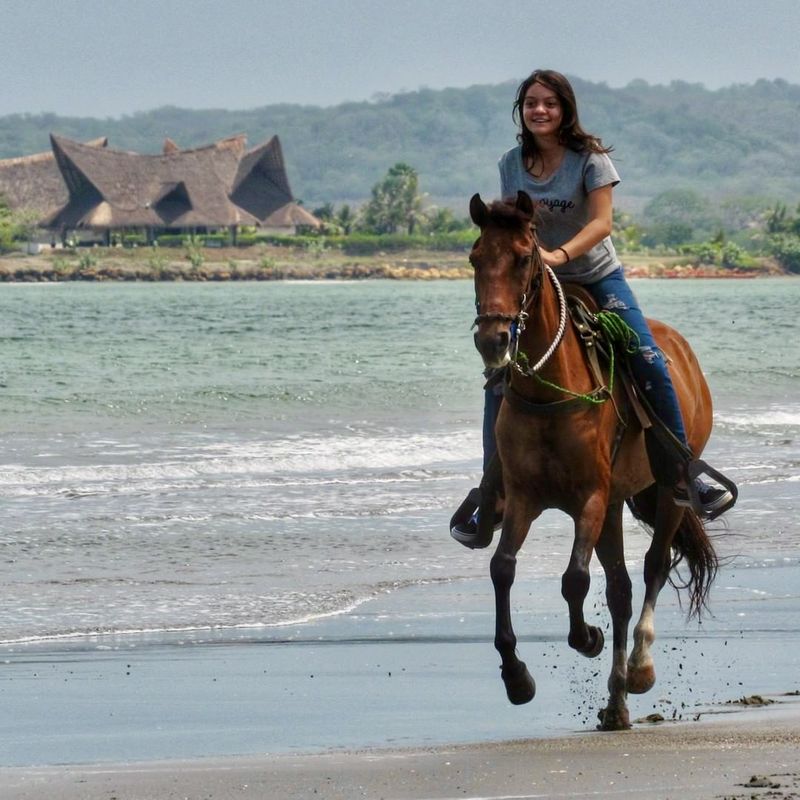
xmin=0 ymin=137 xmax=107 ymax=217
xmin=41 ymin=133 xmax=318 ymax=231
xmin=232 ymin=136 xmax=320 ymax=228
xmin=46 ymin=134 xmax=254 ymax=229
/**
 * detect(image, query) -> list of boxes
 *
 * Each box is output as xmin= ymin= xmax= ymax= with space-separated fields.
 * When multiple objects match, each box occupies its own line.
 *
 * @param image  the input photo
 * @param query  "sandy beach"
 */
xmin=2 ymin=278 xmax=798 ymax=799
xmin=2 ymin=570 xmax=800 ymax=799
xmin=3 ymin=708 xmax=800 ymax=800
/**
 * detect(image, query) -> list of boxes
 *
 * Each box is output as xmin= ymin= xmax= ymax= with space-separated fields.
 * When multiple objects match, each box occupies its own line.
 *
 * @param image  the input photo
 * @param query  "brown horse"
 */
xmin=468 ymin=191 xmax=719 ymax=730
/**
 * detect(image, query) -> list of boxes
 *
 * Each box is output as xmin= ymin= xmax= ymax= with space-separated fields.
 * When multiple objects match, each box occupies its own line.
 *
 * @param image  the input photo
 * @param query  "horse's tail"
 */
xmin=626 ymin=487 xmax=719 ymax=618
xmin=671 ymin=510 xmax=719 ymax=618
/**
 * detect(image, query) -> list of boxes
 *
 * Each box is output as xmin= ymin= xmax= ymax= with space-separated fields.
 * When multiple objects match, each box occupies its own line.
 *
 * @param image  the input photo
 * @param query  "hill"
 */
xmin=1 ymin=77 xmax=798 ymax=212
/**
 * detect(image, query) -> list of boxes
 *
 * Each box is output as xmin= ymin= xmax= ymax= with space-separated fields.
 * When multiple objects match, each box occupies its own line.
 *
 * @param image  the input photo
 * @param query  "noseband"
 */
xmin=473 ymin=228 xmax=568 ymax=375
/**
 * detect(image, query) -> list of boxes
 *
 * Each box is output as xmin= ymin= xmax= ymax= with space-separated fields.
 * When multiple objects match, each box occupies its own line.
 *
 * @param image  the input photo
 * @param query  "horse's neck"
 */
xmin=516 ymin=277 xmax=592 ymax=398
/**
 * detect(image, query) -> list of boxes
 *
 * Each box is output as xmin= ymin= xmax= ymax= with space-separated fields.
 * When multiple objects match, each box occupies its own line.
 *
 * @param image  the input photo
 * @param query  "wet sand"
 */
xmin=3 ymin=706 xmax=800 ymax=800
xmin=2 ymin=569 xmax=799 ymax=797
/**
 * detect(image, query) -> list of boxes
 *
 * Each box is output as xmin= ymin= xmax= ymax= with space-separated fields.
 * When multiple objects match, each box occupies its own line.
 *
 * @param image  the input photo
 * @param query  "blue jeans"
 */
xmin=482 ymin=267 xmax=688 ymax=465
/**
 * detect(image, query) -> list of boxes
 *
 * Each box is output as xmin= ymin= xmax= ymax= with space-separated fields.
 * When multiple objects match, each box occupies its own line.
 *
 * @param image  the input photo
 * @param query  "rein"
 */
xmin=472 ymin=230 xmax=568 ymax=376
xmin=473 ymin=223 xmax=621 ymax=417
xmin=510 ymin=263 xmax=568 ymax=376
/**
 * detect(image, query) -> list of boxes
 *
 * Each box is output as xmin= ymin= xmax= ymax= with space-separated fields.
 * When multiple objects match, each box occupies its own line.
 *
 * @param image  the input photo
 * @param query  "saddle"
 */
xmin=566 ymin=286 xmax=737 ymax=520
xmin=488 ymin=286 xmax=737 ymax=524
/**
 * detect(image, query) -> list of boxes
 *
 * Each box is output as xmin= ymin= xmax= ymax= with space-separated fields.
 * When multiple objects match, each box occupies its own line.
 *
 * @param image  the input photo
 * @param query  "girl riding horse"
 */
xmin=451 ymin=69 xmax=733 ymax=546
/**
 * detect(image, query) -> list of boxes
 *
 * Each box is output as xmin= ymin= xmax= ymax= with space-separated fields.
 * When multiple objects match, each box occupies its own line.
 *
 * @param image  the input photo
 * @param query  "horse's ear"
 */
xmin=516 ymin=191 xmax=534 ymax=218
xmin=469 ymin=193 xmax=488 ymax=227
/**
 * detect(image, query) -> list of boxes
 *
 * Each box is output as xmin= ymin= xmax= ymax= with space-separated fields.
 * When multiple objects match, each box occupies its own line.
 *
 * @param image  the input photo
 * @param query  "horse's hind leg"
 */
xmin=594 ymin=502 xmax=633 ymax=730
xmin=627 ymin=486 xmax=684 ymax=695
xmin=491 ymin=498 xmax=539 ymax=705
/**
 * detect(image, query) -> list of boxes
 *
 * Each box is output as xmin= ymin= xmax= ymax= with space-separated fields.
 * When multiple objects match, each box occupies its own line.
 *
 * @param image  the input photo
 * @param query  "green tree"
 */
xmin=312 ymin=202 xmax=335 ymax=221
xmin=720 ymin=242 xmax=750 ymax=268
xmin=0 ymin=194 xmax=14 ymax=253
xmin=11 ymin=207 xmax=41 ymax=248
xmin=335 ymin=204 xmax=355 ymax=235
xmin=770 ymin=234 xmax=800 ymax=273
xmin=359 ymin=163 xmax=425 ymax=235
xmin=612 ymin=208 xmax=642 ymax=252
xmin=424 ymin=207 xmax=471 ymax=234
xmin=765 ymin=203 xmax=789 ymax=233
xmin=765 ymin=202 xmax=800 ymax=235
xmin=762 ymin=203 xmax=800 ymax=273
xmin=0 ymin=194 xmax=44 ymax=252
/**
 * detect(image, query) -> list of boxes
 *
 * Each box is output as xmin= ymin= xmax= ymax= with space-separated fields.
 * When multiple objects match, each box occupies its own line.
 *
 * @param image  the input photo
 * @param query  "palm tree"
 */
xmin=360 ymin=163 xmax=425 ymax=234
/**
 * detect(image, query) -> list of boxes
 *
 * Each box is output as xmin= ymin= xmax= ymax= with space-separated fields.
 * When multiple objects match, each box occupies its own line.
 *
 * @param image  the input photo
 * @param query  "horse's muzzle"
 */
xmin=474 ymin=324 xmax=512 ymax=369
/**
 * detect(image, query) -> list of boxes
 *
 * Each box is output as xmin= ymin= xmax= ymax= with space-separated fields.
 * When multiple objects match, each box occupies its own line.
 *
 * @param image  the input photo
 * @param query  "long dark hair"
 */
xmin=513 ymin=70 xmax=612 ymax=162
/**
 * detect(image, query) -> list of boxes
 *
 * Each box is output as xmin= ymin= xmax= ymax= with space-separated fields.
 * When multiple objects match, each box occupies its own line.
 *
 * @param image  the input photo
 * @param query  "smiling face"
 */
xmin=522 ymin=82 xmax=564 ymax=141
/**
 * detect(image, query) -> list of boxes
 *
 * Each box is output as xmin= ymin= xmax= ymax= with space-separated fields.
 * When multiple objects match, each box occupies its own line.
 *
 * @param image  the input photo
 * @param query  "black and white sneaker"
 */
xmin=674 ymin=479 xmax=734 ymax=519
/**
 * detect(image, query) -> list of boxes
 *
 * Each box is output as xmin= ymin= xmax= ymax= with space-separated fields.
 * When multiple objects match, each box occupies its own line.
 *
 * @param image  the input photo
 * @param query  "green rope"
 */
xmin=514 ymin=350 xmax=609 ymax=404
xmin=515 ymin=311 xmax=640 ymax=405
xmin=532 ymin=356 xmax=613 ymax=404
xmin=595 ymin=311 xmax=640 ymax=355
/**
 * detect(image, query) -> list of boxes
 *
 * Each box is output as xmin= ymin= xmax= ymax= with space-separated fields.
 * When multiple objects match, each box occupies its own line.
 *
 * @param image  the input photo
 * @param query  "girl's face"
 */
xmin=522 ymin=82 xmax=564 ymax=140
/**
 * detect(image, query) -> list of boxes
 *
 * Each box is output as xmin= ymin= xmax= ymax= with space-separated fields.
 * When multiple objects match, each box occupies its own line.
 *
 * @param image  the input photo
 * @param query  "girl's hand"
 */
xmin=539 ymin=247 xmax=569 ymax=268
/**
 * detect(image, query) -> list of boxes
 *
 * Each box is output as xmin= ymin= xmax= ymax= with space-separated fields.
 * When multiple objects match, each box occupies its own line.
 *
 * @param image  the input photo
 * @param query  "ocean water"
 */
xmin=0 ymin=277 xmax=798 ymax=646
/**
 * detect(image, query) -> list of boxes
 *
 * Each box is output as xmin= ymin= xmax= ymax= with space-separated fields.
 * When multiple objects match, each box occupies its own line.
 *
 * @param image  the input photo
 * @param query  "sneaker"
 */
xmin=450 ymin=508 xmax=503 ymax=546
xmin=674 ymin=479 xmax=734 ymax=519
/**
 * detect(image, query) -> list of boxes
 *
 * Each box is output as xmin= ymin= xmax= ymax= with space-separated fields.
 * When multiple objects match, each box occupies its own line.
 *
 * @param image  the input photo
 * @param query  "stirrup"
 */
xmin=676 ymin=459 xmax=738 ymax=521
xmin=450 ymin=487 xmax=500 ymax=549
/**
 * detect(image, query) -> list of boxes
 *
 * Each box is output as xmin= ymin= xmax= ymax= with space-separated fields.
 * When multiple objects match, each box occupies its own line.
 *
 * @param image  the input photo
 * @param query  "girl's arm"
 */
xmin=539 ymin=184 xmax=614 ymax=267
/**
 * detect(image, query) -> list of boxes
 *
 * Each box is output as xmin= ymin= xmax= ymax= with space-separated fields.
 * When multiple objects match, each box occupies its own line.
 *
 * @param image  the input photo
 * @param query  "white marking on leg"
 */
xmin=629 ymin=603 xmax=655 ymax=671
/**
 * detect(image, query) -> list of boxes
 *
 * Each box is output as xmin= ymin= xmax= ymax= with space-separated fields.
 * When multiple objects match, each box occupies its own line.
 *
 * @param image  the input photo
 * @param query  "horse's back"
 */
xmin=564 ymin=284 xmax=713 ymax=457
xmin=648 ymin=318 xmax=713 ymax=453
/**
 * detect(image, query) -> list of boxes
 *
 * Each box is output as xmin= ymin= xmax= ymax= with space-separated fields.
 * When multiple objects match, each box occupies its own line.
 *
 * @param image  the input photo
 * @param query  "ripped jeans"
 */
xmin=482 ymin=267 xmax=688 ymax=469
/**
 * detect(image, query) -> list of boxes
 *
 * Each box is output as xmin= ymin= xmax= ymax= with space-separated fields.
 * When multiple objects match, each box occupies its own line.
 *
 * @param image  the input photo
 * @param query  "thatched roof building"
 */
xmin=0 ymin=133 xmax=318 ymax=238
xmin=0 ymin=137 xmax=107 ymax=218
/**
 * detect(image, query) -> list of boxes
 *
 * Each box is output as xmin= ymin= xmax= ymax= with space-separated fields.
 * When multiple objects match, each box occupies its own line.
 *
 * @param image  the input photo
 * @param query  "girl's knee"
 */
xmin=637 ymin=344 xmax=662 ymax=366
xmin=598 ymin=291 xmax=632 ymax=314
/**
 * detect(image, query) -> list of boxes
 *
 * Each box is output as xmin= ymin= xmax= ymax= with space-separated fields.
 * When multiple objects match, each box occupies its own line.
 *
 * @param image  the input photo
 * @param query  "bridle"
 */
xmin=472 ymin=225 xmax=568 ymax=375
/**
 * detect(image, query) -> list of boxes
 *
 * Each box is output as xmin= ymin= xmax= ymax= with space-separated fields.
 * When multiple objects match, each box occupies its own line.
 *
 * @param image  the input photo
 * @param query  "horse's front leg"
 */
xmin=562 ymin=493 xmax=607 ymax=658
xmin=491 ymin=495 xmax=540 ymax=705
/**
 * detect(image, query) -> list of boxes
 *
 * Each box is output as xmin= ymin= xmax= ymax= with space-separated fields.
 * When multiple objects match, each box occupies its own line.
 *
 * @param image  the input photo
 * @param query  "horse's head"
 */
xmin=469 ymin=191 xmax=540 ymax=369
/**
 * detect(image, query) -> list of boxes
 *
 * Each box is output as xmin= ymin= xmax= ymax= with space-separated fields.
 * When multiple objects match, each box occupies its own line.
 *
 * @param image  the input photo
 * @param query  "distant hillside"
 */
xmin=1 ymin=77 xmax=798 ymax=212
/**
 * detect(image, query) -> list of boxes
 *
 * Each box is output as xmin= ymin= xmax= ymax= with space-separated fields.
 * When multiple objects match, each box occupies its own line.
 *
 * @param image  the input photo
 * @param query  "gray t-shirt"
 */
xmin=498 ymin=145 xmax=621 ymax=284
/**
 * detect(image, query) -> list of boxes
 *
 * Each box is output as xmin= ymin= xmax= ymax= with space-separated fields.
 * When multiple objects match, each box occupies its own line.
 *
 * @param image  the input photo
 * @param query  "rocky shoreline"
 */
xmin=0 ymin=247 xmax=474 ymax=282
xmin=0 ymin=246 xmax=783 ymax=282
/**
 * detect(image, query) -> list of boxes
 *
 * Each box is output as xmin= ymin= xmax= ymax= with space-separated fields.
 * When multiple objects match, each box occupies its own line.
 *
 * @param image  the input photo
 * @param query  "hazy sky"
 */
xmin=4 ymin=0 xmax=799 ymax=118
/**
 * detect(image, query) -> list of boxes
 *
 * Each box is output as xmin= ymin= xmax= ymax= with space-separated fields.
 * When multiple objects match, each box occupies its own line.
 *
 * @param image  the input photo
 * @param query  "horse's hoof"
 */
xmin=626 ymin=663 xmax=656 ymax=694
xmin=571 ymin=626 xmax=604 ymax=658
xmin=597 ymin=705 xmax=632 ymax=731
xmin=501 ymin=660 xmax=536 ymax=705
